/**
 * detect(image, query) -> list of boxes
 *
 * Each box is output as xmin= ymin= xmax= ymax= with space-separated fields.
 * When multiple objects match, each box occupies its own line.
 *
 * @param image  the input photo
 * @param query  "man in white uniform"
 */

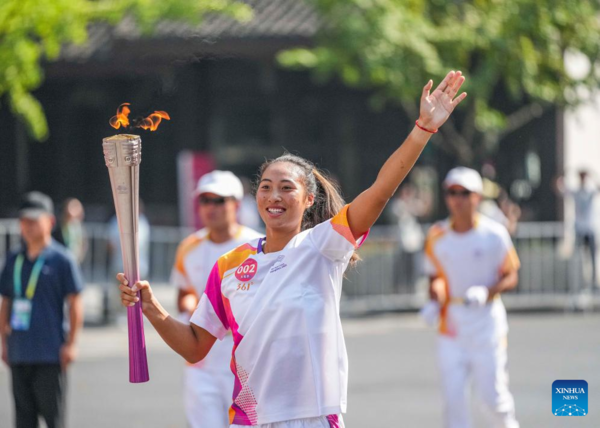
xmin=423 ymin=167 xmax=520 ymax=428
xmin=171 ymin=171 xmax=261 ymax=428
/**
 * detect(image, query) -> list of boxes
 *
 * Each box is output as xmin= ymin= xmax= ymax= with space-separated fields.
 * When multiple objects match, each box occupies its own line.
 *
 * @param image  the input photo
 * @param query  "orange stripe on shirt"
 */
xmin=173 ymin=233 xmax=205 ymax=289
xmin=424 ymin=223 xmax=455 ymax=337
xmin=217 ymin=244 xmax=259 ymax=279
xmin=331 ymin=205 xmax=360 ymax=248
xmin=500 ymin=246 xmax=521 ymax=274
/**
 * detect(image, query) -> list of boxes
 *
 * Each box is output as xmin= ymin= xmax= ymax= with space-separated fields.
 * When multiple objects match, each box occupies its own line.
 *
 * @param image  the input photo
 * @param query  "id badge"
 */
xmin=11 ymin=298 xmax=32 ymax=331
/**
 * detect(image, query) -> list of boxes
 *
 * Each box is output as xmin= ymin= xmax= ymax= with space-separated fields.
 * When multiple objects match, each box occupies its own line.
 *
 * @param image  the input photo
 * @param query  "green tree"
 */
xmin=279 ymin=0 xmax=600 ymax=164
xmin=0 ymin=0 xmax=252 ymax=140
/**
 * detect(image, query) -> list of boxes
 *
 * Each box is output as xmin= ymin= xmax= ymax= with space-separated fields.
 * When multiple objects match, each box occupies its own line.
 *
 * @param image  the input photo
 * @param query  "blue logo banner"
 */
xmin=552 ymin=380 xmax=588 ymax=416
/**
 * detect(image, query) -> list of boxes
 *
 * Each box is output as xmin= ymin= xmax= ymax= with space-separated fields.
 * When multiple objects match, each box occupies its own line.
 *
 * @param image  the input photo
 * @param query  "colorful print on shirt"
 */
xmin=170 ymin=226 xmax=262 ymax=372
xmin=190 ymin=205 xmax=368 ymax=425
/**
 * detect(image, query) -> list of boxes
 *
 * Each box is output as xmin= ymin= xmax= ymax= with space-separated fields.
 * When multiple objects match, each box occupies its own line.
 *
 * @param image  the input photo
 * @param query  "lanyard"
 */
xmin=13 ymin=254 xmax=45 ymax=300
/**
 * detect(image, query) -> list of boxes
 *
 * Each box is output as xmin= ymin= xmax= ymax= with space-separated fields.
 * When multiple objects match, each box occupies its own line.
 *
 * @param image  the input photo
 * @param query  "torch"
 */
xmin=103 ymin=104 xmax=169 ymax=383
xmin=103 ymin=134 xmax=149 ymax=383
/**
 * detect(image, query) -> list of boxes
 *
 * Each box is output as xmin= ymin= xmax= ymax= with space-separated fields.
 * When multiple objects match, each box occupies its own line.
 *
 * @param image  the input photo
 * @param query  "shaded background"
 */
xmin=0 ymin=0 xmax=571 ymax=226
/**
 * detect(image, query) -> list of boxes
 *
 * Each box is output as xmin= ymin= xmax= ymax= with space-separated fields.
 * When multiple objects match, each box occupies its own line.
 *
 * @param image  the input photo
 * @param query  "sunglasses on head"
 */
xmin=445 ymin=189 xmax=472 ymax=197
xmin=198 ymin=196 xmax=231 ymax=206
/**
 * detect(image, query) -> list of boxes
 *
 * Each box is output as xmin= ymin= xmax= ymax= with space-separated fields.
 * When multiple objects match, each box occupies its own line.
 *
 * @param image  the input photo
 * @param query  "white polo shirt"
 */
xmin=171 ymin=225 xmax=262 ymax=372
xmin=566 ymin=187 xmax=599 ymax=235
xmin=190 ymin=205 xmax=368 ymax=426
xmin=424 ymin=215 xmax=520 ymax=340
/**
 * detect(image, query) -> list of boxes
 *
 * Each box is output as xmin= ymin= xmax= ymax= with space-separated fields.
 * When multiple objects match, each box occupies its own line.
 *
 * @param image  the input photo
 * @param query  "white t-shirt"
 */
xmin=190 ymin=205 xmax=367 ymax=426
xmin=171 ymin=225 xmax=262 ymax=372
xmin=424 ymin=215 xmax=520 ymax=341
xmin=567 ymin=187 xmax=598 ymax=235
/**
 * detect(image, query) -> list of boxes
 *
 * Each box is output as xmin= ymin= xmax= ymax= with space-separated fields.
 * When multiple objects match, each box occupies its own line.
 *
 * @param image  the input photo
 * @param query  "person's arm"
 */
xmin=118 ymin=274 xmax=216 ymax=364
xmin=60 ymin=293 xmax=83 ymax=369
xmin=484 ymin=229 xmax=520 ymax=302
xmin=553 ymin=175 xmax=566 ymax=196
xmin=428 ymin=277 xmax=447 ymax=304
xmin=177 ymin=289 xmax=199 ymax=314
xmin=0 ymin=297 xmax=11 ymax=366
xmin=171 ymin=236 xmax=200 ymax=315
xmin=0 ymin=261 xmax=13 ymax=367
xmin=424 ymin=225 xmax=446 ymax=303
xmin=487 ymin=270 xmax=518 ymax=301
xmin=347 ymin=71 xmax=467 ymax=237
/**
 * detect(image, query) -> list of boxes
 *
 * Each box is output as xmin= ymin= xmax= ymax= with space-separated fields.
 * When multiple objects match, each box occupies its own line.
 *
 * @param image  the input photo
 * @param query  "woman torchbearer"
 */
xmin=118 ymin=71 xmax=467 ymax=427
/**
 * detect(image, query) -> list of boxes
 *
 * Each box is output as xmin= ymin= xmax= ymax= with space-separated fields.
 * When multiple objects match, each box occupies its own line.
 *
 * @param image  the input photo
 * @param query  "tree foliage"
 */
xmin=279 ymin=0 xmax=600 ymax=164
xmin=0 ymin=0 xmax=252 ymax=140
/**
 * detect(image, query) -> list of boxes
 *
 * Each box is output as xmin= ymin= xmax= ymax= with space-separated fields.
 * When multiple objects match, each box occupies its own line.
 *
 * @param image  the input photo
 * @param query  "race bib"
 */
xmin=11 ymin=298 xmax=32 ymax=331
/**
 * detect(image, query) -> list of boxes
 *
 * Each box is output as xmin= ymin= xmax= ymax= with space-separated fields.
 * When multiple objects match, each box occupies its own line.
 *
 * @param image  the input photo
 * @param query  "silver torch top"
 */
xmin=101 ymin=133 xmax=142 ymax=268
xmin=102 ymin=134 xmax=142 ymax=168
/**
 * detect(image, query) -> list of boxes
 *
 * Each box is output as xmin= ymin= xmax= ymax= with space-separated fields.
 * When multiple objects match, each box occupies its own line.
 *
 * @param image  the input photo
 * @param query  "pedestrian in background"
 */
xmin=556 ymin=170 xmax=599 ymax=289
xmin=0 ymin=192 xmax=84 ymax=428
xmin=423 ymin=167 xmax=520 ymax=428
xmin=171 ymin=171 xmax=261 ymax=428
xmin=390 ymin=183 xmax=426 ymax=291
xmin=53 ymin=198 xmax=87 ymax=265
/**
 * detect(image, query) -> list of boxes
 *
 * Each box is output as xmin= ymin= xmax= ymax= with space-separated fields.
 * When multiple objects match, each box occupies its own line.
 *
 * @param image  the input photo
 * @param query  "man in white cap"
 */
xmin=170 ymin=171 xmax=261 ymax=428
xmin=422 ymin=167 xmax=521 ymax=428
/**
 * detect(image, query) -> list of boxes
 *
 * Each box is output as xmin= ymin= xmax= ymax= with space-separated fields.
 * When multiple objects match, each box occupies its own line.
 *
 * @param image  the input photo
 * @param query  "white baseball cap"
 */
xmin=443 ymin=167 xmax=483 ymax=194
xmin=194 ymin=170 xmax=244 ymax=200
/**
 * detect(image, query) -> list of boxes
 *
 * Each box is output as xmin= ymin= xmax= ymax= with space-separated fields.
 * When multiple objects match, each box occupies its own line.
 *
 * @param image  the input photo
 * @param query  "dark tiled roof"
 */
xmin=153 ymin=0 xmax=319 ymax=39
xmin=61 ymin=0 xmax=319 ymax=61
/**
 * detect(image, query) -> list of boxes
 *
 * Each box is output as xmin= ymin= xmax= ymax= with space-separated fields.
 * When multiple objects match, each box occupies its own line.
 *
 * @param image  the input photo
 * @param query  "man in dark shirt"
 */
xmin=0 ymin=192 xmax=84 ymax=428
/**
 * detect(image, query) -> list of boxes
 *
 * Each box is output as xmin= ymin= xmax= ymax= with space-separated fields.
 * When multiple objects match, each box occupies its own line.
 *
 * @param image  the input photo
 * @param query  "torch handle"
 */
xmin=121 ymin=224 xmax=150 ymax=383
xmin=127 ymin=303 xmax=148 ymax=382
xmin=122 ymin=243 xmax=149 ymax=383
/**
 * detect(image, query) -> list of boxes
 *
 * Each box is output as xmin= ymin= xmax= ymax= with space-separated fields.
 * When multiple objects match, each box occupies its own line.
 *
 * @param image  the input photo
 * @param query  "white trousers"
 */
xmin=184 ymin=366 xmax=234 ymax=428
xmin=437 ymin=335 xmax=519 ymax=428
xmin=231 ymin=414 xmax=344 ymax=428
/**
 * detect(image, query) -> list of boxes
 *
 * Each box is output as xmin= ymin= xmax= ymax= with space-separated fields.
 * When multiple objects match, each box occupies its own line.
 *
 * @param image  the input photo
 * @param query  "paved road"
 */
xmin=0 ymin=289 xmax=598 ymax=427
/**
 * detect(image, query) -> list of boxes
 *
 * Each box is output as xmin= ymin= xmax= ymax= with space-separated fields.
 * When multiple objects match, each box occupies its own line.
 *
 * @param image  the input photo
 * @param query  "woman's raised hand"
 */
xmin=418 ymin=71 xmax=467 ymax=132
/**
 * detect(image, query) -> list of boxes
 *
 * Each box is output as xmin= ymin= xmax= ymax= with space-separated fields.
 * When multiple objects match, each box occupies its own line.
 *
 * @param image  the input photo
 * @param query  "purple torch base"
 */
xmin=127 ymin=299 xmax=149 ymax=383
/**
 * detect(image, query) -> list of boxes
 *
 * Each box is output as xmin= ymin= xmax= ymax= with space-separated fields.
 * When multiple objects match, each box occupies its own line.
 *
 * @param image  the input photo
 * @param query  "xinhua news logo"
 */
xmin=552 ymin=380 xmax=588 ymax=416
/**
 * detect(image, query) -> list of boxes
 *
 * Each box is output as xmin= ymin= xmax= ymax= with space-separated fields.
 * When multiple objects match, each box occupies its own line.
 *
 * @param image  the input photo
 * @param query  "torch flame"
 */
xmin=137 ymin=111 xmax=171 ymax=131
xmin=109 ymin=103 xmax=170 ymax=131
xmin=109 ymin=103 xmax=131 ymax=129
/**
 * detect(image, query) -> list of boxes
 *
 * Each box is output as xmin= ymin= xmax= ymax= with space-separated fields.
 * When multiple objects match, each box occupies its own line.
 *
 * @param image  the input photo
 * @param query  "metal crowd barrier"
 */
xmin=341 ymin=222 xmax=598 ymax=313
xmin=0 ymin=220 xmax=597 ymax=316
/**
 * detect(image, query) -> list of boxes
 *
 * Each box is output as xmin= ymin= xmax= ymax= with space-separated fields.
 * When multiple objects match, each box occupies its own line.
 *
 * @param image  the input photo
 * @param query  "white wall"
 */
xmin=564 ymin=103 xmax=600 ymax=180
xmin=564 ymin=51 xmax=600 ymax=180
xmin=562 ymin=90 xmax=600 ymax=284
